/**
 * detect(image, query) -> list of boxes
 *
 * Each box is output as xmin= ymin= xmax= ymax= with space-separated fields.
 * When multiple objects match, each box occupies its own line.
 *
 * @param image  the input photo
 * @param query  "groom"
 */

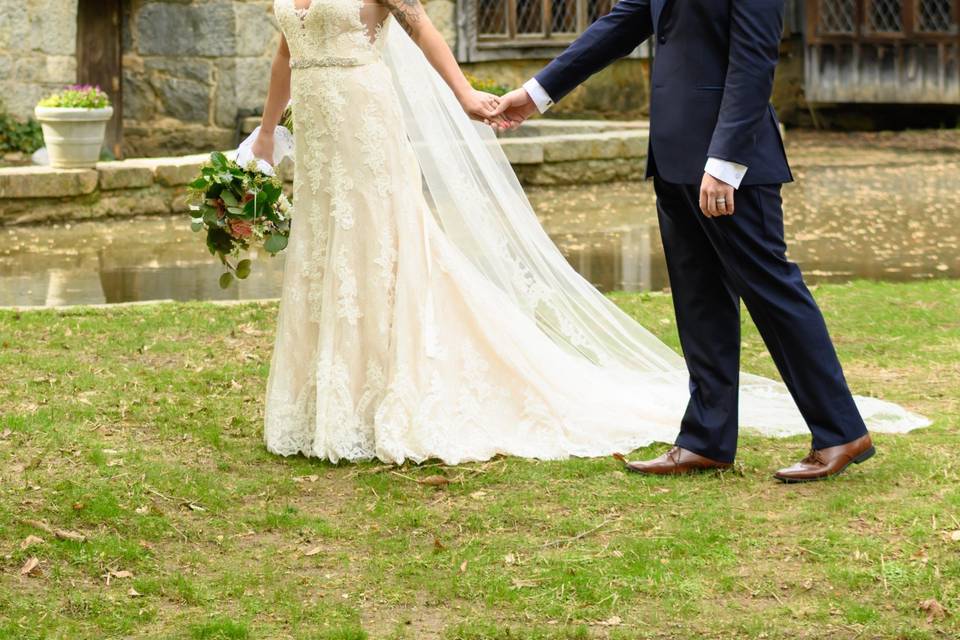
xmin=494 ymin=0 xmax=875 ymax=482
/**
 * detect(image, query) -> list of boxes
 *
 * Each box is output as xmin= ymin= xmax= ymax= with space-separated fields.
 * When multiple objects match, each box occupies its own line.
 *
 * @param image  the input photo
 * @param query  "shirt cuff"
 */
xmin=523 ymin=78 xmax=554 ymax=114
xmin=704 ymin=157 xmax=748 ymax=189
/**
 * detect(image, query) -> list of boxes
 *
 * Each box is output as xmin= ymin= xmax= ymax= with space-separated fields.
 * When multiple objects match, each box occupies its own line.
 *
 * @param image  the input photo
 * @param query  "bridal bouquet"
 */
xmin=187 ymin=150 xmax=292 ymax=289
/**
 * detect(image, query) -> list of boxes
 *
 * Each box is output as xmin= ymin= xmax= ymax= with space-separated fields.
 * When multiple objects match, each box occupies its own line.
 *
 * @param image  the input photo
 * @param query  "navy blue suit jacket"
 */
xmin=534 ymin=0 xmax=793 ymax=186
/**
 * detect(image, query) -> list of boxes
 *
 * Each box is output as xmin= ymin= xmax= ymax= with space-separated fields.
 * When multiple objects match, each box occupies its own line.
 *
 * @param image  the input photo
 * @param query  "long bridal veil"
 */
xmin=244 ymin=17 xmax=931 ymax=437
xmin=378 ymin=21 xmax=931 ymax=436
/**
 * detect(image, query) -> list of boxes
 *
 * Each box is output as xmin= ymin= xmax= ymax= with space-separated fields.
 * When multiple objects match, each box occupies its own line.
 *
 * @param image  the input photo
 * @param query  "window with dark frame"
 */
xmin=810 ymin=0 xmax=959 ymax=40
xmin=477 ymin=0 xmax=616 ymax=45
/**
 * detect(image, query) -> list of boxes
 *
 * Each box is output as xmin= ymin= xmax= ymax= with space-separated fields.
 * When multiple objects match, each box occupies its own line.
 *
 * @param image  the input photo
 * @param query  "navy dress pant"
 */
xmin=653 ymin=176 xmax=868 ymax=462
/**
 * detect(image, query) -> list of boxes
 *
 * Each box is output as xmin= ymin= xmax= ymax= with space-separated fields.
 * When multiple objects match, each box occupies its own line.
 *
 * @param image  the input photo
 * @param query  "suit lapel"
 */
xmin=652 ymin=0 xmax=673 ymax=32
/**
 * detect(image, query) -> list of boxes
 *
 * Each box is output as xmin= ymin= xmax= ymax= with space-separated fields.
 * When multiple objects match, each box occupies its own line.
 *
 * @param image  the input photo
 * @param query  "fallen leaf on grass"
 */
xmin=128 ymin=588 xmax=142 ymax=597
xmin=504 ymin=553 xmax=517 ymax=566
xmin=304 ymin=546 xmax=322 ymax=557
xmin=594 ymin=616 xmax=622 ymax=627
xmin=109 ymin=570 xmax=134 ymax=579
xmin=20 ymin=535 xmax=44 ymax=550
xmin=20 ymin=557 xmax=40 ymax=576
xmin=433 ymin=537 xmax=445 ymax=551
xmin=949 ymin=530 xmax=960 ymax=542
xmin=919 ymin=598 xmax=947 ymax=622
xmin=459 ymin=561 xmax=468 ymax=573
xmin=54 ymin=529 xmax=86 ymax=542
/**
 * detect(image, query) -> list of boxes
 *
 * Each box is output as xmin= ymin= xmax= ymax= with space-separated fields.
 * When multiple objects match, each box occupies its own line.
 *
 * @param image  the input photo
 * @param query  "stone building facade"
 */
xmin=1 ymin=0 xmax=647 ymax=158
xmin=0 ymin=0 xmax=470 ymax=157
xmin=121 ymin=1 xmax=285 ymax=156
xmin=0 ymin=0 xmax=79 ymax=119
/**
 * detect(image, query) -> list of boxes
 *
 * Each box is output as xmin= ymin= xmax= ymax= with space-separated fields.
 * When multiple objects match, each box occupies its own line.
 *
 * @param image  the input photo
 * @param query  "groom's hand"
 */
xmin=491 ymin=88 xmax=538 ymax=131
xmin=699 ymin=173 xmax=735 ymax=217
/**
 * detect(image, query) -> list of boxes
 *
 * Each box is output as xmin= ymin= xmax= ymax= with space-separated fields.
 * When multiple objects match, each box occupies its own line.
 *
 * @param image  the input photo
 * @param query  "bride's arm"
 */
xmin=378 ymin=0 xmax=502 ymax=124
xmin=252 ymin=34 xmax=292 ymax=162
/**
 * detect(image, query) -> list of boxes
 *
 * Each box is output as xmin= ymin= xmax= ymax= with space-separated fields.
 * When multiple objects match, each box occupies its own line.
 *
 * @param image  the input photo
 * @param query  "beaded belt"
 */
xmin=290 ymin=55 xmax=375 ymax=69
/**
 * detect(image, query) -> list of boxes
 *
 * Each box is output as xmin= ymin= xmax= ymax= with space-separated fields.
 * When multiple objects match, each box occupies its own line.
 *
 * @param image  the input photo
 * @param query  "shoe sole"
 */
xmin=774 ymin=445 xmax=876 ymax=484
xmin=625 ymin=464 xmax=732 ymax=476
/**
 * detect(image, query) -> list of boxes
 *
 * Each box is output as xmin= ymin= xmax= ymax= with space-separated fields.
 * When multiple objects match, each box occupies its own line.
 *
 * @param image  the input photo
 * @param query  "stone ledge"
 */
xmin=241 ymin=115 xmax=650 ymax=137
xmin=0 ymin=166 xmax=99 ymax=199
xmin=540 ymin=131 xmax=648 ymax=163
xmin=499 ymin=139 xmax=544 ymax=165
xmin=501 ymin=129 xmax=647 ymax=165
xmin=1 ymin=121 xmax=650 ymax=223
xmin=152 ymin=154 xmax=211 ymax=187
xmin=97 ymin=161 xmax=155 ymax=191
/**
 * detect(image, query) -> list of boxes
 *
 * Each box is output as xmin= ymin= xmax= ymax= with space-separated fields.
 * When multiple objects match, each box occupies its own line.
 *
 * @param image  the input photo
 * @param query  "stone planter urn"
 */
xmin=34 ymin=106 xmax=113 ymax=169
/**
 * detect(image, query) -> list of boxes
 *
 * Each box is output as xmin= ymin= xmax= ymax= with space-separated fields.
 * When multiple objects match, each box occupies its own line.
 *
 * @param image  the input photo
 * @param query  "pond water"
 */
xmin=1 ymin=139 xmax=958 ymax=307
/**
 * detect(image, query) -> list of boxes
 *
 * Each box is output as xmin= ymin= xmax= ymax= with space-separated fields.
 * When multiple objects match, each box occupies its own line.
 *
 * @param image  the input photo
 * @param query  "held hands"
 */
xmin=460 ymin=89 xmax=508 ymax=128
xmin=490 ymin=88 xmax=538 ymax=131
xmin=699 ymin=172 xmax=735 ymax=217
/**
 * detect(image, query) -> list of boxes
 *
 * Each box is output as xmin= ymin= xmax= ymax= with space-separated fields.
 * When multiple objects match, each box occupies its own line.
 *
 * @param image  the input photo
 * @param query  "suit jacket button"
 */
xmin=658 ymin=35 xmax=667 ymax=44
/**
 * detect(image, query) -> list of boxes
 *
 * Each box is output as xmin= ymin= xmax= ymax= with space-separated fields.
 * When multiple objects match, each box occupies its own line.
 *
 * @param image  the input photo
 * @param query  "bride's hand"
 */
xmin=251 ymin=130 xmax=275 ymax=164
xmin=459 ymin=90 xmax=505 ymax=128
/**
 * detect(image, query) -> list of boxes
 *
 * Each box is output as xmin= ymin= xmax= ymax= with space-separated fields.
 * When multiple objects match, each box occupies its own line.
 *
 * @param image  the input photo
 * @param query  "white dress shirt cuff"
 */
xmin=704 ymin=157 xmax=748 ymax=189
xmin=522 ymin=78 xmax=554 ymax=114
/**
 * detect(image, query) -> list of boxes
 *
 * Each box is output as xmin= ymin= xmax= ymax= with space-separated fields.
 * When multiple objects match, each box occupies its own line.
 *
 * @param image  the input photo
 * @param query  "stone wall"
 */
xmin=0 ymin=0 xmax=802 ymax=158
xmin=122 ymin=0 xmax=282 ymax=157
xmin=122 ymin=0 xmax=459 ymax=157
xmin=0 ymin=0 xmax=79 ymax=118
xmin=424 ymin=0 xmax=457 ymax=47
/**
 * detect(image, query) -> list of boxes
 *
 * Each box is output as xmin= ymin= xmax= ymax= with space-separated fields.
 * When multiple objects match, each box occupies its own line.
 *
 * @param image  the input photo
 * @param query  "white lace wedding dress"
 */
xmin=260 ymin=0 xmax=929 ymax=465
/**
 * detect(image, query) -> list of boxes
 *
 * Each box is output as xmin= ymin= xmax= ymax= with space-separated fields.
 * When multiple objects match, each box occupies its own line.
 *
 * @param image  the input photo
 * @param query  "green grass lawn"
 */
xmin=1 ymin=280 xmax=957 ymax=640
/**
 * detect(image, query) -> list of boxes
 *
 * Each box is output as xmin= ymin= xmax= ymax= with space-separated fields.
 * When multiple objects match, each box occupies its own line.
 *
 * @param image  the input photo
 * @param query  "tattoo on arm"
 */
xmin=378 ymin=0 xmax=423 ymax=36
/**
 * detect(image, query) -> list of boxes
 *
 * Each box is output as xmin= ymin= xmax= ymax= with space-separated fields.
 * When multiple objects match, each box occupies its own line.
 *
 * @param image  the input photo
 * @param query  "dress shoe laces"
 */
xmin=667 ymin=446 xmax=682 ymax=465
xmin=802 ymin=448 xmax=825 ymax=466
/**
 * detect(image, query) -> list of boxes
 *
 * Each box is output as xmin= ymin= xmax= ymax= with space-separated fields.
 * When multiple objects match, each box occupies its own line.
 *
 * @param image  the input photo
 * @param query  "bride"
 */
xmin=246 ymin=0 xmax=927 ymax=465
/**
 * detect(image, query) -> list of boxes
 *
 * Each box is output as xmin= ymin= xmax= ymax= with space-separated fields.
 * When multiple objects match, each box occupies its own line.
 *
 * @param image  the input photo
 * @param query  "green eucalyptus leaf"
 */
xmin=264 ymin=233 xmax=288 ymax=254
xmin=235 ymin=259 xmax=252 ymax=279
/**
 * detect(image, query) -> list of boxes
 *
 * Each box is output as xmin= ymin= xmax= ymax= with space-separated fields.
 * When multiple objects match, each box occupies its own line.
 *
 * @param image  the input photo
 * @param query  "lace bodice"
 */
xmin=275 ymin=0 xmax=389 ymax=67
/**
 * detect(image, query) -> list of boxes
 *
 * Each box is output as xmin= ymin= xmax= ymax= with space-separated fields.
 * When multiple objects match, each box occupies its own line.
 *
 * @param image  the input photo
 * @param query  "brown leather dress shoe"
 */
xmin=621 ymin=446 xmax=732 ymax=476
xmin=774 ymin=433 xmax=875 ymax=483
